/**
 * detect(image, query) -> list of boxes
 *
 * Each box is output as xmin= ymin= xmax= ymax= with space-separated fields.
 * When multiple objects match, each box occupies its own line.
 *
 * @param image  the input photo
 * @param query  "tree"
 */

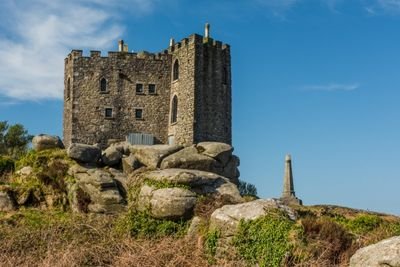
xmin=0 ymin=121 xmax=32 ymax=158
xmin=0 ymin=121 xmax=8 ymax=154
xmin=238 ymin=179 xmax=258 ymax=197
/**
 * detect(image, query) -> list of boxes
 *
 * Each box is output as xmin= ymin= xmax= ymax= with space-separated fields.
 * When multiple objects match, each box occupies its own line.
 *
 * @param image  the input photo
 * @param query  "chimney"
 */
xmin=205 ymin=23 xmax=210 ymax=38
xmin=169 ymin=38 xmax=175 ymax=47
xmin=118 ymin=40 xmax=124 ymax=52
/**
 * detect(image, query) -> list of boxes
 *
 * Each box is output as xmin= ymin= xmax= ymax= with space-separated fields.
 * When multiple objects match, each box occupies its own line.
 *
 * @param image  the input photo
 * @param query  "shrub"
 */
xmin=300 ymin=216 xmax=353 ymax=263
xmin=238 ymin=179 xmax=258 ymax=197
xmin=115 ymin=211 xmax=188 ymax=238
xmin=232 ymin=211 xmax=294 ymax=267
xmin=0 ymin=155 xmax=14 ymax=177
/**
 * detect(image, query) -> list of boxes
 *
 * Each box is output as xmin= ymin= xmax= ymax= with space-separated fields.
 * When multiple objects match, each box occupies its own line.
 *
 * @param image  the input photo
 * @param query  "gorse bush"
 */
xmin=116 ymin=211 xmax=188 ymax=238
xmin=333 ymin=214 xmax=383 ymax=236
xmin=232 ymin=211 xmax=294 ymax=267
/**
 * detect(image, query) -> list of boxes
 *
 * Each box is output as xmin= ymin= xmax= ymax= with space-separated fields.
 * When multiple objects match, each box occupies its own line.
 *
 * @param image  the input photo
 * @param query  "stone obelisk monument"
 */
xmin=280 ymin=154 xmax=302 ymax=205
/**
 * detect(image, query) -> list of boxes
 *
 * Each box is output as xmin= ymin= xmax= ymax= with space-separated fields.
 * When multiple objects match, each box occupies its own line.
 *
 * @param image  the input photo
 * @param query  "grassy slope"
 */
xmin=0 ymin=150 xmax=399 ymax=266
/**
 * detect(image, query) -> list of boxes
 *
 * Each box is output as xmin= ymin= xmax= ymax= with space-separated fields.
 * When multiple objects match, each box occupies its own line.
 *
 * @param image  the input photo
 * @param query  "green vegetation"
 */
xmin=0 ymin=155 xmax=14 ymax=177
xmin=333 ymin=214 xmax=383 ymax=235
xmin=115 ymin=211 xmax=188 ymax=238
xmin=232 ymin=211 xmax=295 ymax=267
xmin=238 ymin=179 xmax=258 ymax=197
xmin=5 ymin=149 xmax=73 ymax=209
xmin=0 ymin=121 xmax=32 ymax=158
xmin=204 ymin=229 xmax=220 ymax=263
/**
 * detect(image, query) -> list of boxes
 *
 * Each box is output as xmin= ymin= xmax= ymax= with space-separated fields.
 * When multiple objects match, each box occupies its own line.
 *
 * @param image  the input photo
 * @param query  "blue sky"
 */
xmin=1 ymin=0 xmax=399 ymax=215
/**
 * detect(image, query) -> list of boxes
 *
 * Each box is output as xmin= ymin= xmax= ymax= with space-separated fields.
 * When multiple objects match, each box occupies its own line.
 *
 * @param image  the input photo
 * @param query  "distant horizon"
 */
xmin=1 ymin=0 xmax=399 ymax=215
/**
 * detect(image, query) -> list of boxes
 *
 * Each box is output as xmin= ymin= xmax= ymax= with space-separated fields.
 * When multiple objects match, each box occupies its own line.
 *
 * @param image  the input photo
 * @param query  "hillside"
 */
xmin=0 ymin=140 xmax=399 ymax=267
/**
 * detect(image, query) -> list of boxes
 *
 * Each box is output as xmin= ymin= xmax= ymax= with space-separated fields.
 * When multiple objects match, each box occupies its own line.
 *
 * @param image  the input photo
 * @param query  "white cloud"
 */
xmin=0 ymin=0 xmax=157 ymax=101
xmin=302 ymin=83 xmax=360 ymax=92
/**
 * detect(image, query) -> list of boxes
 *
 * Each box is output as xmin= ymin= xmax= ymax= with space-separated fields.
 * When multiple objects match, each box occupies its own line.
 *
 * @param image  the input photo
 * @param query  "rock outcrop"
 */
xmin=0 ymin=191 xmax=16 ymax=211
xmin=142 ymin=168 xmax=242 ymax=203
xmin=350 ymin=236 xmax=400 ymax=267
xmin=68 ymin=165 xmax=126 ymax=214
xmin=32 ymin=134 xmax=64 ymax=151
xmin=67 ymin=143 xmax=101 ymax=164
xmin=210 ymin=199 xmax=296 ymax=237
xmin=137 ymin=185 xmax=197 ymax=220
xmin=130 ymin=144 xmax=183 ymax=169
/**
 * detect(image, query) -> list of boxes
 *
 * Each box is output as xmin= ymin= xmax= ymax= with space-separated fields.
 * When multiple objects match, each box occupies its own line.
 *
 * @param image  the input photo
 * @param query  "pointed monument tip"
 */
xmin=285 ymin=154 xmax=291 ymax=161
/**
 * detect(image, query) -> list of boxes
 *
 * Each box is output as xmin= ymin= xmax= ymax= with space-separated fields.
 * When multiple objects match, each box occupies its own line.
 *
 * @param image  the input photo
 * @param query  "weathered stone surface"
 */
xmin=160 ymin=146 xmax=220 ymax=172
xmin=68 ymin=166 xmax=126 ymax=214
xmin=143 ymin=168 xmax=242 ymax=203
xmin=197 ymin=142 xmax=233 ymax=165
xmin=101 ymin=146 xmax=123 ymax=166
xmin=15 ymin=166 xmax=33 ymax=177
xmin=210 ymin=199 xmax=296 ymax=237
xmin=221 ymin=155 xmax=240 ymax=184
xmin=67 ymin=143 xmax=101 ymax=164
xmin=108 ymin=168 xmax=128 ymax=199
xmin=350 ymin=236 xmax=400 ymax=267
xmin=137 ymin=185 xmax=196 ymax=220
xmin=0 ymin=191 xmax=16 ymax=211
xmin=187 ymin=216 xmax=204 ymax=238
xmin=122 ymin=154 xmax=141 ymax=175
xmin=130 ymin=144 xmax=183 ymax=169
xmin=32 ymin=134 xmax=64 ymax=151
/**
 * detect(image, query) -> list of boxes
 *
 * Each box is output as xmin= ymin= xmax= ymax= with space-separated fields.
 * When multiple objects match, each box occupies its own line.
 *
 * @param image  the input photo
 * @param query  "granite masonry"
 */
xmin=63 ymin=24 xmax=231 ymax=148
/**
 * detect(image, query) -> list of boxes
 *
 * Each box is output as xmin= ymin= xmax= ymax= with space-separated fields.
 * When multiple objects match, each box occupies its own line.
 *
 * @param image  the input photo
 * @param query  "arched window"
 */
xmin=222 ymin=67 xmax=228 ymax=85
xmin=66 ymin=77 xmax=71 ymax=99
xmin=171 ymin=95 xmax=178 ymax=123
xmin=100 ymin=78 xmax=107 ymax=92
xmin=173 ymin=60 xmax=179 ymax=81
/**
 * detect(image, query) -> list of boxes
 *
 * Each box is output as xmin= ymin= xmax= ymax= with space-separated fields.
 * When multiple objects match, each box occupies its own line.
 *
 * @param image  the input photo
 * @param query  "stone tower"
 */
xmin=63 ymin=24 xmax=231 ymax=148
xmin=167 ymin=24 xmax=231 ymax=145
xmin=281 ymin=154 xmax=302 ymax=205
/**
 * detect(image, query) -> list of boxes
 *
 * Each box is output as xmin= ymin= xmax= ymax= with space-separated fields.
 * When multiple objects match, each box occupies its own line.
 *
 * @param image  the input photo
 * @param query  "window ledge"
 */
xmin=100 ymin=91 xmax=110 ymax=94
xmin=135 ymin=118 xmax=144 ymax=121
xmin=136 ymin=92 xmax=145 ymax=95
xmin=104 ymin=117 xmax=115 ymax=120
xmin=170 ymin=122 xmax=177 ymax=126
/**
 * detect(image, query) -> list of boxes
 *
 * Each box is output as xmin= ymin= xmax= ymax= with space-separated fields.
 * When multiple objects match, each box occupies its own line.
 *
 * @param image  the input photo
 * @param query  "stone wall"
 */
xmin=64 ymin=51 xmax=171 ymax=148
xmin=194 ymin=39 xmax=232 ymax=145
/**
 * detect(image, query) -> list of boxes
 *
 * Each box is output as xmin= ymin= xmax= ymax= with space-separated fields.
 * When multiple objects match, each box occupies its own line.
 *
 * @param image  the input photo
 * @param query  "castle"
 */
xmin=63 ymin=24 xmax=232 ymax=148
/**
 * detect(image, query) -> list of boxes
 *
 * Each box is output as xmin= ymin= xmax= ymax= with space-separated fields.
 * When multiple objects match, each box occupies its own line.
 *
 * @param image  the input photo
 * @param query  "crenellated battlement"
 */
xmin=65 ymin=49 xmax=170 ymax=64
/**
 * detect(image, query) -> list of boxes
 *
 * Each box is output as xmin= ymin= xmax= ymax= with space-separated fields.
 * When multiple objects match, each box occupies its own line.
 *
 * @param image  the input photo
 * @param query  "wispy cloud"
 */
xmin=362 ymin=0 xmax=400 ymax=15
xmin=0 ymin=0 xmax=158 ymax=101
xmin=302 ymin=83 xmax=360 ymax=92
xmin=255 ymin=0 xmax=300 ymax=17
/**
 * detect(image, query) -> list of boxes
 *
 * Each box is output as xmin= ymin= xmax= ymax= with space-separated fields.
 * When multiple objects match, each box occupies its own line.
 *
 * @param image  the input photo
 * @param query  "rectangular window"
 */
xmin=136 ymin=83 xmax=144 ymax=94
xmin=148 ymin=84 xmax=156 ymax=94
xmin=105 ymin=108 xmax=113 ymax=118
xmin=135 ymin=108 xmax=143 ymax=119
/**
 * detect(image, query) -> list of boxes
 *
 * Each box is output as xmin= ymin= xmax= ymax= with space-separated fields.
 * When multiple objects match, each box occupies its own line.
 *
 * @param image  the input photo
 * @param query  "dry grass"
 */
xmin=0 ymin=209 xmax=246 ymax=267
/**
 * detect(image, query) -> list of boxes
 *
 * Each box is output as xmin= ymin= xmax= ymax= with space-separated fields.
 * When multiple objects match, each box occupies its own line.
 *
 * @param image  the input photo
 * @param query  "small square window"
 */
xmin=105 ymin=108 xmax=113 ymax=118
xmin=148 ymin=84 xmax=156 ymax=94
xmin=135 ymin=108 xmax=143 ymax=119
xmin=136 ymin=83 xmax=144 ymax=94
